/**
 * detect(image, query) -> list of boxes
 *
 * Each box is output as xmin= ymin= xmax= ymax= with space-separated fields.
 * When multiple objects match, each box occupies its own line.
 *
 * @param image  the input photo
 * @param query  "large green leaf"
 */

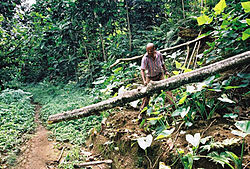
xmin=247 ymin=18 xmax=250 ymax=25
xmin=241 ymin=1 xmax=250 ymax=13
xmin=242 ymin=28 xmax=250 ymax=40
xmin=197 ymin=14 xmax=213 ymax=25
xmin=213 ymin=0 xmax=227 ymax=15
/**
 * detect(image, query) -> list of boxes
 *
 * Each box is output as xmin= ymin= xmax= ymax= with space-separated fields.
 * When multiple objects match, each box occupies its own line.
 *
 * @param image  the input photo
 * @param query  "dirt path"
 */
xmin=15 ymin=105 xmax=60 ymax=169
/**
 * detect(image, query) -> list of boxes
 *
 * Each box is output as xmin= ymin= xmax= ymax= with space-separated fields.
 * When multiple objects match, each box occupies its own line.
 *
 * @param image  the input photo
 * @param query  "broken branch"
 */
xmin=74 ymin=160 xmax=112 ymax=167
xmin=110 ymin=34 xmax=211 ymax=68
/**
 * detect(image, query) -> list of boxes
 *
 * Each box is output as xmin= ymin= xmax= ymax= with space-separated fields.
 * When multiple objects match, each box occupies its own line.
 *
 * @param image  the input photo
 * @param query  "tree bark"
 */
xmin=48 ymin=51 xmax=250 ymax=124
xmin=126 ymin=0 xmax=132 ymax=52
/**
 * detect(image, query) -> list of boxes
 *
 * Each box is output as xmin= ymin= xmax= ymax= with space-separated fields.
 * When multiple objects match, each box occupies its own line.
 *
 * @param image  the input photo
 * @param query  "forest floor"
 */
xmin=87 ymin=108 xmax=250 ymax=169
xmin=14 ymin=105 xmax=60 ymax=169
xmin=14 ymin=105 xmax=109 ymax=169
xmin=9 ymin=102 xmax=249 ymax=169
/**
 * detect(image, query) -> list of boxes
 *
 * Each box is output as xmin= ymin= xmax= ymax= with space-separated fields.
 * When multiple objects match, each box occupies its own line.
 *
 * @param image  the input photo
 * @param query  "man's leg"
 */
xmin=160 ymin=74 xmax=175 ymax=106
xmin=138 ymin=77 xmax=151 ymax=119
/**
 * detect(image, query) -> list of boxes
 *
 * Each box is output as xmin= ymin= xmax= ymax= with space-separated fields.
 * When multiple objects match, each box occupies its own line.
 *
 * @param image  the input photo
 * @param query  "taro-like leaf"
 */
xmin=172 ymin=107 xmax=190 ymax=118
xmin=241 ymin=1 xmax=250 ymax=13
xmin=159 ymin=162 xmax=171 ymax=169
xmin=178 ymin=93 xmax=187 ymax=105
xmin=197 ymin=14 xmax=213 ymax=25
xmin=213 ymin=0 xmax=227 ymax=15
xmin=155 ymin=128 xmax=175 ymax=140
xmin=175 ymin=61 xmax=182 ymax=69
xmin=223 ymin=113 xmax=238 ymax=119
xmin=242 ymin=28 xmax=250 ymax=41
xmin=137 ymin=134 xmax=153 ymax=150
xmin=247 ymin=18 xmax=250 ymax=25
xmin=218 ymin=94 xmax=235 ymax=103
xmin=235 ymin=120 xmax=250 ymax=134
xmin=231 ymin=130 xmax=247 ymax=138
xmin=186 ymin=133 xmax=201 ymax=147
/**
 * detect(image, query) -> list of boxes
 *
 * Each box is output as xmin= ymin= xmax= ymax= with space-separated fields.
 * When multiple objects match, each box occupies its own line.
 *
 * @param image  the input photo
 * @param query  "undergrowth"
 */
xmin=0 ymin=89 xmax=35 ymax=167
xmin=24 ymin=82 xmax=103 ymax=145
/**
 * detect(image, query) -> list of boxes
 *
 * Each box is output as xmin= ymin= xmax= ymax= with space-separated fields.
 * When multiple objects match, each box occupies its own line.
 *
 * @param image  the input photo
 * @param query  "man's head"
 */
xmin=146 ymin=43 xmax=155 ymax=57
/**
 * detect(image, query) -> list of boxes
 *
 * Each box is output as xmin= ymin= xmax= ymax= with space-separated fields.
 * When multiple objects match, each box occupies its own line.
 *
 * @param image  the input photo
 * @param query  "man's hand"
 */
xmin=164 ymin=70 xmax=169 ymax=75
xmin=143 ymin=81 xmax=148 ymax=86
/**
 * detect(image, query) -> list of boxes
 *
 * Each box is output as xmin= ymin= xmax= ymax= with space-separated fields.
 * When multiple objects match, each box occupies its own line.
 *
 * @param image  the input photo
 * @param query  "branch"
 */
xmin=110 ymin=33 xmax=211 ymax=68
xmin=73 ymin=160 xmax=112 ymax=167
xmin=48 ymin=51 xmax=250 ymax=124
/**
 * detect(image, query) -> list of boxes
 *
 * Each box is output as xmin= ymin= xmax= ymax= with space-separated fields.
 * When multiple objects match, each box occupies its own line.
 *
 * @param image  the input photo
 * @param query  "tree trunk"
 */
xmin=48 ymin=51 xmax=250 ymax=124
xmin=126 ymin=0 xmax=132 ymax=52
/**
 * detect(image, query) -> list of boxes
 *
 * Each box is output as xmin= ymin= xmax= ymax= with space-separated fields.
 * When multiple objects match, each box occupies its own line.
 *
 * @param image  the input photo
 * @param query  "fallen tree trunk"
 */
xmin=110 ymin=33 xmax=211 ymax=68
xmin=48 ymin=51 xmax=250 ymax=124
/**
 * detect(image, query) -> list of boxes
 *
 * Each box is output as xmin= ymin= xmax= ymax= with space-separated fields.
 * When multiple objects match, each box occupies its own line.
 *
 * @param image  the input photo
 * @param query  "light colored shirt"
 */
xmin=141 ymin=51 xmax=164 ymax=77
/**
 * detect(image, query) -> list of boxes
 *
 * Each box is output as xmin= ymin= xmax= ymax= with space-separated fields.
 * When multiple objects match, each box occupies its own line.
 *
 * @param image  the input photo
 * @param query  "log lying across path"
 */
xmin=48 ymin=51 xmax=250 ymax=124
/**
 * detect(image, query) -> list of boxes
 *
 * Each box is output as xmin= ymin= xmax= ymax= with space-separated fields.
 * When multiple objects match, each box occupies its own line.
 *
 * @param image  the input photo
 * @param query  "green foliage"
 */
xmin=197 ymin=0 xmax=249 ymax=63
xmin=24 ymin=82 xmax=102 ymax=145
xmin=0 ymin=89 xmax=35 ymax=166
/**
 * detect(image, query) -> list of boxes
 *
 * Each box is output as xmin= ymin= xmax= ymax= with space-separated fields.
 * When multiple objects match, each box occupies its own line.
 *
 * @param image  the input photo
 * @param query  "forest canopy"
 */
xmin=0 ymin=0 xmax=249 ymax=90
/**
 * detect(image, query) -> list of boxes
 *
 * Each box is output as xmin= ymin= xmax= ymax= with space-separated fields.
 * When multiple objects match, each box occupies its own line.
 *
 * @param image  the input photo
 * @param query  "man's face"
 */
xmin=147 ymin=46 xmax=155 ymax=57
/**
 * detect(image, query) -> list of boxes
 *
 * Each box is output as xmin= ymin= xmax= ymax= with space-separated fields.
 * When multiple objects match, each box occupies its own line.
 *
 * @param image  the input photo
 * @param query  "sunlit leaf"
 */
xmin=197 ymin=14 xmax=213 ymax=25
xmin=214 ymin=0 xmax=227 ymax=15
xmin=203 ymin=76 xmax=215 ymax=85
xmin=113 ymin=67 xmax=123 ymax=74
xmin=223 ymin=113 xmax=238 ymax=119
xmin=224 ymin=151 xmax=241 ymax=169
xmin=247 ymin=18 xmax=250 ymax=25
xmin=159 ymin=161 xmax=171 ymax=169
xmin=186 ymin=85 xmax=195 ymax=93
xmin=172 ymin=107 xmax=190 ymax=118
xmin=129 ymin=100 xmax=140 ymax=108
xmin=242 ymin=28 xmax=250 ymax=40
xmin=178 ymin=92 xmax=187 ymax=105
xmin=184 ymin=68 xmax=192 ymax=73
xmin=147 ymin=116 xmax=163 ymax=121
xmin=186 ymin=133 xmax=200 ymax=147
xmin=175 ymin=61 xmax=182 ymax=69
xmin=231 ymin=130 xmax=248 ymax=138
xmin=218 ymin=94 xmax=235 ymax=103
xmin=156 ymin=128 xmax=175 ymax=140
xmin=235 ymin=120 xmax=250 ymax=134
xmin=200 ymin=136 xmax=212 ymax=144
xmin=137 ymin=134 xmax=153 ymax=150
xmin=207 ymin=151 xmax=232 ymax=168
xmin=223 ymin=86 xmax=240 ymax=89
xmin=172 ymin=71 xmax=179 ymax=75
xmin=0 ymin=15 xmax=4 ymax=22
xmin=241 ymin=1 xmax=250 ymax=13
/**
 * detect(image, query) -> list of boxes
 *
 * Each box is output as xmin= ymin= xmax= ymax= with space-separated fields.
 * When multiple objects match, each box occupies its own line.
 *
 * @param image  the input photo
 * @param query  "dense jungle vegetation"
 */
xmin=0 ymin=0 xmax=249 ymax=168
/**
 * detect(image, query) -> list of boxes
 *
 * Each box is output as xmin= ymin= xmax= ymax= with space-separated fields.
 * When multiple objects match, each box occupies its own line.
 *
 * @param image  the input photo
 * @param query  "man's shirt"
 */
xmin=141 ymin=51 xmax=164 ymax=77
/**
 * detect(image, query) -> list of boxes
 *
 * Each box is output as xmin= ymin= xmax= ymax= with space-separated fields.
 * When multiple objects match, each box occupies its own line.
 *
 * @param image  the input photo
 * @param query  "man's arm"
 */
xmin=141 ymin=69 xmax=147 ymax=86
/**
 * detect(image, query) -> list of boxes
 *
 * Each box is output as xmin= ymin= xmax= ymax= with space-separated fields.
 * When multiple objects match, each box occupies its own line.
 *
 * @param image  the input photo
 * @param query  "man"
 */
xmin=139 ymin=43 xmax=174 ymax=119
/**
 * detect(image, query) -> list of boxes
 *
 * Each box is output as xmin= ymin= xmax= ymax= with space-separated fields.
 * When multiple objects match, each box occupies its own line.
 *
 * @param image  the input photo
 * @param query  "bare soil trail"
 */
xmin=15 ymin=105 xmax=60 ymax=169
